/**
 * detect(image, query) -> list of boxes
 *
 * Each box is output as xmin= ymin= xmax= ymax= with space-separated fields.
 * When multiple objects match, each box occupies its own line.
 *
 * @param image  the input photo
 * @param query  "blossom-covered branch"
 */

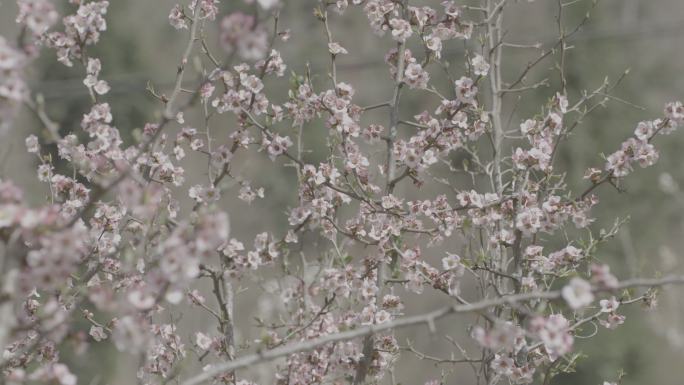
xmin=182 ymin=274 xmax=684 ymax=385
xmin=1 ymin=1 xmax=683 ymax=385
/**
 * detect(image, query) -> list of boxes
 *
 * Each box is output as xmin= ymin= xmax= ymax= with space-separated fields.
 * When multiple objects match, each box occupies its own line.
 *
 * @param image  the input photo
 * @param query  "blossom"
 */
xmin=189 ymin=184 xmax=221 ymax=204
xmin=472 ymin=322 xmax=523 ymax=351
xmin=25 ymin=135 xmax=39 ymax=153
xmin=520 ymin=119 xmax=538 ymax=136
xmin=257 ymin=49 xmax=287 ymax=77
xmin=599 ymin=297 xmax=620 ymax=313
xmin=404 ymin=62 xmax=429 ymax=89
xmin=16 ymin=0 xmax=59 ymax=35
xmin=0 ymin=38 xmax=28 ymax=132
xmin=93 ymin=80 xmax=110 ymax=95
xmin=83 ymin=58 xmax=110 ymax=95
xmin=264 ymin=134 xmax=293 ymax=161
xmin=0 ymin=1 xmax=682 ymax=383
xmin=471 ymin=54 xmax=490 ymax=76
xmin=424 ymin=35 xmax=442 ymax=57
xmin=599 ymin=313 xmax=625 ymax=329
xmin=534 ymin=314 xmax=574 ymax=357
xmin=491 ymin=354 xmax=515 ymax=376
xmin=44 ymin=1 xmax=110 ymax=67
xmin=441 ymin=253 xmax=462 ymax=271
xmin=195 ymin=332 xmax=213 ymax=350
xmin=238 ymin=183 xmax=264 ymax=204
xmin=191 ymin=0 xmax=219 ymax=20
xmin=200 ymin=82 xmax=215 ymax=101
xmin=220 ymin=12 xmax=269 ymax=60
xmin=169 ymin=5 xmax=188 ymax=29
xmin=128 ymin=289 xmax=156 ymax=310
xmin=634 ymin=120 xmax=655 ymax=141
xmin=389 ymin=18 xmax=412 ymax=42
xmin=29 ymin=363 xmax=77 ymax=385
xmin=89 ymin=325 xmax=108 ymax=341
xmin=443 ymin=1 xmax=462 ymax=17
xmin=664 ymin=101 xmax=684 ymax=123
xmin=516 ymin=207 xmax=543 ymax=236
xmin=328 ymin=42 xmax=348 ymax=55
xmin=454 ymin=76 xmax=478 ymax=104
xmin=562 ymin=277 xmax=594 ymax=309
xmin=257 ymin=0 xmax=280 ymax=10
xmin=590 ymin=263 xmax=619 ymax=289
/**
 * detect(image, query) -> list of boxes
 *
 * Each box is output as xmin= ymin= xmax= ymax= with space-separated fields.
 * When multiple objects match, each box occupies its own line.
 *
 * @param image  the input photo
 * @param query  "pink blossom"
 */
xmin=328 ymin=42 xmax=348 ymax=55
xmin=25 ymin=135 xmax=39 ymax=153
xmin=471 ymin=54 xmax=489 ymax=76
xmin=389 ymin=18 xmax=412 ymax=42
xmin=89 ymin=325 xmax=107 ymax=341
xmin=562 ymin=277 xmax=594 ymax=309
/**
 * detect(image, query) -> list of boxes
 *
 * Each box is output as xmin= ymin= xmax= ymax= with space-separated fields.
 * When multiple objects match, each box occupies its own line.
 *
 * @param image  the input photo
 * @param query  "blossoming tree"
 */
xmin=1 ymin=0 xmax=683 ymax=384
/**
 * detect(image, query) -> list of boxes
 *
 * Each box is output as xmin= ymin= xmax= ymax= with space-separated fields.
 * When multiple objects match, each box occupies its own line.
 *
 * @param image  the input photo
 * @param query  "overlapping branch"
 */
xmin=181 ymin=275 xmax=684 ymax=385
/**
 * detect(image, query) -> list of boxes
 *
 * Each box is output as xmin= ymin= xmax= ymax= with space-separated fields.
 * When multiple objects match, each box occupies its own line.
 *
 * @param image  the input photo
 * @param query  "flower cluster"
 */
xmin=0 ymin=1 xmax=682 ymax=385
xmin=219 ymin=12 xmax=269 ymax=61
xmin=43 ymin=1 xmax=109 ymax=67
xmin=16 ymin=0 xmax=59 ymax=36
xmin=0 ymin=37 xmax=28 ymax=133
xmin=83 ymin=58 xmax=110 ymax=95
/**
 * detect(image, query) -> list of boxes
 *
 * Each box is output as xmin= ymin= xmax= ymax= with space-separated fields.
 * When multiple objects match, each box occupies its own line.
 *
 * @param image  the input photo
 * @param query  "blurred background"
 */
xmin=2 ymin=0 xmax=684 ymax=384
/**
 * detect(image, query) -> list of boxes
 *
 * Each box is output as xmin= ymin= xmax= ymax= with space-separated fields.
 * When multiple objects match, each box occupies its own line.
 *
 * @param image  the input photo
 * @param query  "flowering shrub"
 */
xmin=1 ymin=1 xmax=683 ymax=385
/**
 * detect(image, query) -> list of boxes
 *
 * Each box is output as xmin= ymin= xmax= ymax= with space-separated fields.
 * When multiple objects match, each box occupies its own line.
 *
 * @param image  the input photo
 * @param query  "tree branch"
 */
xmin=181 ymin=275 xmax=684 ymax=385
